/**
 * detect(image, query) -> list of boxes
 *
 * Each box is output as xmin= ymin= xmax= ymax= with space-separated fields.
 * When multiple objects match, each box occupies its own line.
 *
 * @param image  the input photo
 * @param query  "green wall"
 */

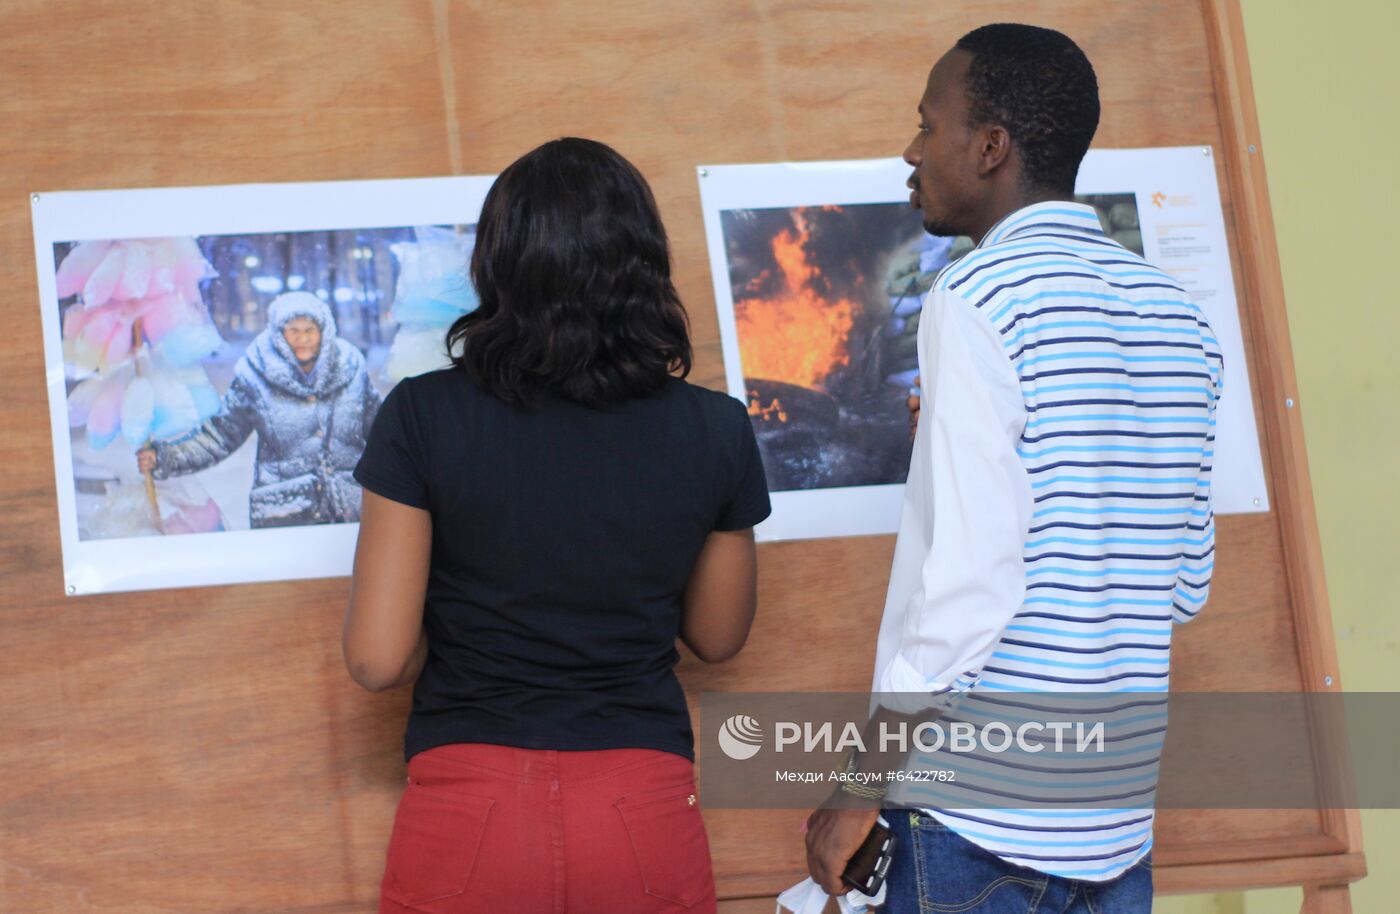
xmin=1156 ymin=1 xmax=1398 ymax=911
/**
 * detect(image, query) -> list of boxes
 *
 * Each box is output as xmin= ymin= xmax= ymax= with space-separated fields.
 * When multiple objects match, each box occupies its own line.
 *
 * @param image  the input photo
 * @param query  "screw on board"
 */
xmin=66 ymin=584 xmax=75 ymax=594
xmin=1324 ymin=676 xmax=1334 ymax=687
xmin=1248 ymin=144 xmax=1258 ymax=154
xmin=32 ymin=193 xmax=39 ymax=204
xmin=1252 ymin=498 xmax=1260 ymax=506
xmin=1285 ymin=398 xmax=1295 ymax=408
xmin=698 ymin=168 xmax=709 ymax=178
xmin=1202 ymin=147 xmax=1211 ymax=156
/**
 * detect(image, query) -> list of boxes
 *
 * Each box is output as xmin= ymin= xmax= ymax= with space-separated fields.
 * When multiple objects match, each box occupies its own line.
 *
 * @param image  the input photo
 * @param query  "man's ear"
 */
xmin=976 ymin=125 xmax=1012 ymax=176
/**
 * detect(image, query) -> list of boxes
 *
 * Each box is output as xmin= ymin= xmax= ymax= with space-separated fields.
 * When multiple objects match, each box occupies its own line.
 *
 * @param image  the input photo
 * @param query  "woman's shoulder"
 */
xmin=391 ymin=366 xmax=485 ymax=408
xmin=404 ymin=365 xmax=473 ymax=390
xmin=665 ymin=377 xmax=746 ymax=415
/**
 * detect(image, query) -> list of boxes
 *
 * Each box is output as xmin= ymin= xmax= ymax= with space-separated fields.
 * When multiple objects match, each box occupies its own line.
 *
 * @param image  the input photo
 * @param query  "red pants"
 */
xmin=379 ymin=742 xmax=717 ymax=914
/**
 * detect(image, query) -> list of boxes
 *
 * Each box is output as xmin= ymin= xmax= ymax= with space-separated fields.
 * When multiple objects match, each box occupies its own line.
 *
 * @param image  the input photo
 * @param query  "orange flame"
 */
xmin=748 ymin=390 xmax=788 ymax=423
xmin=735 ymin=210 xmax=859 ymax=390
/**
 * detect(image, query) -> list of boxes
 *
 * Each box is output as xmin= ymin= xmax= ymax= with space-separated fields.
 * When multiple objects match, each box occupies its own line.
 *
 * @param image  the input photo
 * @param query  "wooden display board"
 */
xmin=0 ymin=1 xmax=1361 ymax=911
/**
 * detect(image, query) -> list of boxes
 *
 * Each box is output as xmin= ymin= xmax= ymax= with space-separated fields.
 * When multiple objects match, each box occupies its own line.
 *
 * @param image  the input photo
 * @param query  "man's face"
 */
xmin=282 ymin=316 xmax=322 ymax=365
xmin=903 ymin=49 xmax=979 ymax=238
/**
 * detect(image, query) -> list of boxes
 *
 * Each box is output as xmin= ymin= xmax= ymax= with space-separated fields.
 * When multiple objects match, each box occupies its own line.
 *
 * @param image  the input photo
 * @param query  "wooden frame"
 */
xmin=1200 ymin=1 xmax=1363 ymax=907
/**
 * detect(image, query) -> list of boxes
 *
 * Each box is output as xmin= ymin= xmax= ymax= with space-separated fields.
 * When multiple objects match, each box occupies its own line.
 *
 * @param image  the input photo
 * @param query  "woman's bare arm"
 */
xmin=343 ymin=489 xmax=432 ymax=692
xmin=679 ymin=527 xmax=758 ymax=663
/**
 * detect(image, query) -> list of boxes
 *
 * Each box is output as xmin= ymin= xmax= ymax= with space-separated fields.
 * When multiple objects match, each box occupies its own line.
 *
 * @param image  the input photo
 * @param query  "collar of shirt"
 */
xmin=976 ymin=200 xmax=1106 ymax=249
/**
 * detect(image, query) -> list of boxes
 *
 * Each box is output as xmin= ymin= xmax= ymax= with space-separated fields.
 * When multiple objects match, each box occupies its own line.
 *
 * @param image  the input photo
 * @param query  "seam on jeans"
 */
xmin=1084 ymin=885 xmax=1101 ymax=914
xmin=550 ymin=775 xmax=566 ymax=914
xmin=911 ymin=812 xmax=932 ymax=910
xmin=1026 ymin=876 xmax=1048 ymax=914
xmin=921 ymin=875 xmax=1045 ymax=913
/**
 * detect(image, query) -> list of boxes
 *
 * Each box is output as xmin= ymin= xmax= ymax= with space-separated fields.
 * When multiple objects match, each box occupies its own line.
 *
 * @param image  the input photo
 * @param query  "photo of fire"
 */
xmin=720 ymin=203 xmax=925 ymax=492
xmin=718 ymin=193 xmax=1142 ymax=494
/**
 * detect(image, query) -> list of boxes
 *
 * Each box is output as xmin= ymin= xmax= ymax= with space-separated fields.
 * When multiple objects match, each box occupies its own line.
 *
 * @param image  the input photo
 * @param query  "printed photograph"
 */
xmin=1078 ymin=192 xmax=1143 ymax=254
xmin=719 ymin=203 xmax=925 ymax=492
xmin=53 ymin=224 xmax=476 ymax=540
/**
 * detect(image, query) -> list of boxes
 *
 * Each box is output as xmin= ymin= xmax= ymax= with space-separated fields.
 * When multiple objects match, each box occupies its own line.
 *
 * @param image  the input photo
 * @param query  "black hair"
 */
xmin=955 ymin=23 xmax=1100 ymax=195
xmin=447 ymin=137 xmax=692 ymax=408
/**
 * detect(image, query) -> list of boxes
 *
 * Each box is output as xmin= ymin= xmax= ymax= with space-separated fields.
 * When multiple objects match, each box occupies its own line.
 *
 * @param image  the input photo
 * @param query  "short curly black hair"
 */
xmin=955 ymin=23 xmax=1100 ymax=195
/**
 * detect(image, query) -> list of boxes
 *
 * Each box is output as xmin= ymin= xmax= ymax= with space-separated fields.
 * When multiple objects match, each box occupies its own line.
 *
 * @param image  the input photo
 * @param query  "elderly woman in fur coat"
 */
xmin=137 ymin=291 xmax=382 ymax=528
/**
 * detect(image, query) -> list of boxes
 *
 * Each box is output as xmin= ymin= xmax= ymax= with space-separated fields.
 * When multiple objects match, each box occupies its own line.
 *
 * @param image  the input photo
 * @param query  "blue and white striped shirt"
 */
xmin=871 ymin=201 xmax=1222 ymax=881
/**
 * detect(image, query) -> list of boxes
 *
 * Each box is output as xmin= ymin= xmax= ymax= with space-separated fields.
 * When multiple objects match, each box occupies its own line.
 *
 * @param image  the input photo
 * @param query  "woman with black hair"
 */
xmin=343 ymin=137 xmax=769 ymax=914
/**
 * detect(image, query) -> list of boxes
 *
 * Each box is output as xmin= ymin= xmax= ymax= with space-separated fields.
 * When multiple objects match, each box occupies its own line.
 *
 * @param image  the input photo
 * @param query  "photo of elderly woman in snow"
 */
xmin=136 ymin=291 xmax=381 ymax=528
xmin=53 ymin=223 xmax=477 ymax=541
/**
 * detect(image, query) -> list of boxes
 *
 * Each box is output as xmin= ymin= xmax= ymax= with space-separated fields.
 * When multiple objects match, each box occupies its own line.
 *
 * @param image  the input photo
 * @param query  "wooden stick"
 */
xmin=132 ymin=318 xmax=163 ymax=533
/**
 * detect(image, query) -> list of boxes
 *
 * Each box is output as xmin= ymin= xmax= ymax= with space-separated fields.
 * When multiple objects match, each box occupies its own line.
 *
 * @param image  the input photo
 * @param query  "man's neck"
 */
xmin=969 ymin=186 xmax=1068 ymax=245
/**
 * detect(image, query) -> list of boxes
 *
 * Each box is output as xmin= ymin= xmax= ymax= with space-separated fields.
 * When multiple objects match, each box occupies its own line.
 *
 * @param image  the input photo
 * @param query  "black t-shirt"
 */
xmin=353 ymin=368 xmax=771 ymax=762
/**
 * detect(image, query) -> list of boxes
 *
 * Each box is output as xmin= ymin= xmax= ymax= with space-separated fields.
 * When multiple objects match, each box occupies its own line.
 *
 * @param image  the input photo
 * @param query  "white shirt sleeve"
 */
xmin=873 ymin=284 xmax=1033 ymax=711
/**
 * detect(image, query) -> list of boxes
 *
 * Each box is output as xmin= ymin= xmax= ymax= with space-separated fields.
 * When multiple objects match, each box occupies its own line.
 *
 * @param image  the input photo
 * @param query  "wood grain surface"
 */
xmin=0 ymin=0 xmax=1359 ymax=910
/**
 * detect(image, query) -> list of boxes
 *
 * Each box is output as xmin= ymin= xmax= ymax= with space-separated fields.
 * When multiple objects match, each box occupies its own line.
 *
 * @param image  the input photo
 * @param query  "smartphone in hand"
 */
xmin=841 ymin=821 xmax=895 ymax=897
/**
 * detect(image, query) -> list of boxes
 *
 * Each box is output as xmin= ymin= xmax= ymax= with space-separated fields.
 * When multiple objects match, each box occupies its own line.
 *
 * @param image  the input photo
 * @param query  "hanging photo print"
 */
xmin=32 ymin=176 xmax=494 ymax=594
xmin=698 ymin=150 xmax=1266 ymax=542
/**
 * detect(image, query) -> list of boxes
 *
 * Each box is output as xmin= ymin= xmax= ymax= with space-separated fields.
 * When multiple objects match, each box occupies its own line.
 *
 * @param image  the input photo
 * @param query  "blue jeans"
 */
xmin=882 ymin=811 xmax=1152 ymax=914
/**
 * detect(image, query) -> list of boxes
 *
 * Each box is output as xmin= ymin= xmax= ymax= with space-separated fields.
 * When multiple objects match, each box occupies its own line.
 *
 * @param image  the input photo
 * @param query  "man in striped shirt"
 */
xmin=804 ymin=23 xmax=1221 ymax=913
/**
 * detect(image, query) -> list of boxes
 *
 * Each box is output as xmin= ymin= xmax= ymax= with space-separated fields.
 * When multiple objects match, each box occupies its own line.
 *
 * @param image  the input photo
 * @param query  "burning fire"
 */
xmin=748 ymin=390 xmax=788 ymax=423
xmin=735 ymin=209 xmax=859 ymax=390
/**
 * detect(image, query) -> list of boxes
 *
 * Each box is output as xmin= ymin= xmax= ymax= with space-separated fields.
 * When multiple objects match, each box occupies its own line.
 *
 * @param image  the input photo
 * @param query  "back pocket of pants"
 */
xmin=615 ymin=781 xmax=712 ymax=908
xmin=384 ymin=783 xmax=494 ymax=907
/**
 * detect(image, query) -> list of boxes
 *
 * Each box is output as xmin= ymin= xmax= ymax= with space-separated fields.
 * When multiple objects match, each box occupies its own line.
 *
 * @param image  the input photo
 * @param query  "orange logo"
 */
xmin=1151 ymin=192 xmax=1167 ymax=208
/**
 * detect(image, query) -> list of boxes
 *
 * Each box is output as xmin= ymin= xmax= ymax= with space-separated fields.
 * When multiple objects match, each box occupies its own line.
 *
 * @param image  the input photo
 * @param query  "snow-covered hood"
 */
xmin=244 ymin=291 xmax=359 ymax=398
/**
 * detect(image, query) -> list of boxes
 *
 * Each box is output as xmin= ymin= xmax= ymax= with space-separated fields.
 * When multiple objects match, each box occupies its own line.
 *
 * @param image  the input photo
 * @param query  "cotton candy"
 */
xmin=173 ymin=366 xmax=221 ymax=420
xmin=59 ymin=235 xmax=225 ymax=458
xmin=86 ymin=374 xmax=126 ymax=450
xmin=149 ymin=372 xmax=200 ymax=439
xmin=116 ymin=241 xmax=152 ymax=300
xmin=385 ymin=227 xmax=478 ymax=382
xmin=170 ymin=237 xmax=214 ymax=302
xmin=187 ymin=382 xmax=220 ymax=421
xmin=153 ymin=322 xmax=222 ymax=367
xmin=71 ymin=307 xmax=121 ymax=373
xmin=139 ymin=293 xmax=193 ymax=342
xmin=120 ymin=377 xmax=155 ymax=446
xmin=146 ymin=239 xmax=178 ymax=296
xmin=391 ymin=272 xmax=479 ymax=325
xmin=62 ymin=301 xmax=92 ymax=344
xmin=101 ymin=315 xmax=136 ymax=372
xmin=55 ymin=240 xmax=112 ymax=299
xmin=82 ymin=244 xmax=126 ymax=309
xmin=66 ymin=375 xmax=106 ymax=427
xmin=384 ymin=325 xmax=451 ymax=381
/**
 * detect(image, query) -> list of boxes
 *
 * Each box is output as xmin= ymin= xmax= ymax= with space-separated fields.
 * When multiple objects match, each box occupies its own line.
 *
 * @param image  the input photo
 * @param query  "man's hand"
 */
xmin=804 ymin=805 xmax=882 ymax=896
xmin=907 ymin=374 xmax=921 ymax=442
